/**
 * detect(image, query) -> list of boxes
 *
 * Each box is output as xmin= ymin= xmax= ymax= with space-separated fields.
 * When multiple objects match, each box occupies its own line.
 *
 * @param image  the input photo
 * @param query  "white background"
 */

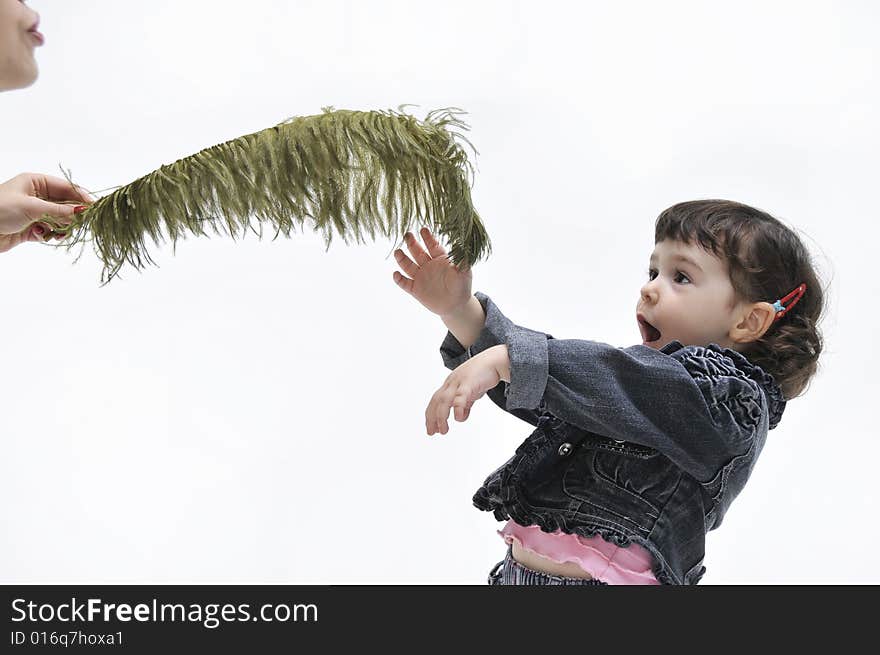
xmin=1 ymin=0 xmax=874 ymax=584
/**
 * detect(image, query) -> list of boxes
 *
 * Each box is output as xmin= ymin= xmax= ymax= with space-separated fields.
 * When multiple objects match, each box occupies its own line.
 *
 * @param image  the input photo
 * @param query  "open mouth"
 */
xmin=637 ymin=315 xmax=662 ymax=344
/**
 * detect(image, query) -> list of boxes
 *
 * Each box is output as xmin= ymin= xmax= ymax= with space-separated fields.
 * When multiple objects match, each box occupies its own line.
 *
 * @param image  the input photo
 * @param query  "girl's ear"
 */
xmin=730 ymin=301 xmax=777 ymax=345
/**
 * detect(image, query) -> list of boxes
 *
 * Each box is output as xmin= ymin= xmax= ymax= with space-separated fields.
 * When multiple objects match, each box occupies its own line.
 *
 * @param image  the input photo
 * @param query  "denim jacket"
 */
xmin=439 ymin=292 xmax=786 ymax=585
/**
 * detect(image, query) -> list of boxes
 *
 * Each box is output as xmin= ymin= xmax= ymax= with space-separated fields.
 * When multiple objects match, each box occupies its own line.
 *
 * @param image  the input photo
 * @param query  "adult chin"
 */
xmin=0 ymin=58 xmax=39 ymax=92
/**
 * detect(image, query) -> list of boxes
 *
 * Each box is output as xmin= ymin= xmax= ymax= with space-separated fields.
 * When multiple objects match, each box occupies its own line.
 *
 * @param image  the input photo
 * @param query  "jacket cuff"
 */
xmin=505 ymin=328 xmax=550 ymax=411
xmin=439 ymin=292 xmax=515 ymax=370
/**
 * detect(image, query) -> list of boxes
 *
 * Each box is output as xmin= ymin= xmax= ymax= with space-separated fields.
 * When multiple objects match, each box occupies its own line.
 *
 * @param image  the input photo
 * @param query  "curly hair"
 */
xmin=654 ymin=199 xmax=826 ymax=401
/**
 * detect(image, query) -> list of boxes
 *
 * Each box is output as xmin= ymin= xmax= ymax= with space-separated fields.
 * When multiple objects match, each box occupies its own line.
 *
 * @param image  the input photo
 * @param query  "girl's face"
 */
xmin=0 ymin=0 xmax=42 ymax=91
xmin=637 ymin=239 xmax=749 ymax=351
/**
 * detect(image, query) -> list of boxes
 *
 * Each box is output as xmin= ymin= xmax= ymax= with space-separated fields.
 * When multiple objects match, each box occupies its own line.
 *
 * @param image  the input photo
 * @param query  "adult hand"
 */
xmin=0 ymin=172 xmax=94 ymax=253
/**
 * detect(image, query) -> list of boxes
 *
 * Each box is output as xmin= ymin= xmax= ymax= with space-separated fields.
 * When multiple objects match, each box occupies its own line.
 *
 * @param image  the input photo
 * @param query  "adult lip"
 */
xmin=28 ymin=19 xmax=44 ymax=45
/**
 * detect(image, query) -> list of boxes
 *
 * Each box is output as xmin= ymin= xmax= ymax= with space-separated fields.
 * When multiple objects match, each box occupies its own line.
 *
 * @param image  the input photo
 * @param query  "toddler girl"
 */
xmin=393 ymin=199 xmax=824 ymax=584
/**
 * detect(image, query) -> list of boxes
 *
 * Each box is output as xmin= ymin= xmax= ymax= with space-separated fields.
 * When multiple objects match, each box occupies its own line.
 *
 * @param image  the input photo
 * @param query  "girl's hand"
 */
xmin=425 ymin=346 xmax=509 ymax=435
xmin=0 ymin=172 xmax=94 ymax=253
xmin=392 ymin=227 xmax=472 ymax=317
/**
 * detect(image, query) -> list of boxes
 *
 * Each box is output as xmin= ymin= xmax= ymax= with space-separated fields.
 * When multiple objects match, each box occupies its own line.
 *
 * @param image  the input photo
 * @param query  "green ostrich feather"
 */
xmin=46 ymin=106 xmax=490 ymax=283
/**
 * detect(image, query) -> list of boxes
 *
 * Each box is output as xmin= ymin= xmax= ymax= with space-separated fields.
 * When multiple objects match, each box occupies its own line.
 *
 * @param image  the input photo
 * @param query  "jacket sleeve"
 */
xmin=439 ymin=292 xmax=551 ymax=428
xmin=504 ymin=327 xmax=766 ymax=482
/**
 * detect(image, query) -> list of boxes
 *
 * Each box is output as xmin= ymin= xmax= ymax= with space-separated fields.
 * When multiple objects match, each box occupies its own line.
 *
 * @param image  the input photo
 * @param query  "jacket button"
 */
xmin=558 ymin=442 xmax=573 ymax=457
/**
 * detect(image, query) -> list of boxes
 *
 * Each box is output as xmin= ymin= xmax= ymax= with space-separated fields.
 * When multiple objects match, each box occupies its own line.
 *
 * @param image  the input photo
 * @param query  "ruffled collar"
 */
xmin=660 ymin=340 xmax=787 ymax=430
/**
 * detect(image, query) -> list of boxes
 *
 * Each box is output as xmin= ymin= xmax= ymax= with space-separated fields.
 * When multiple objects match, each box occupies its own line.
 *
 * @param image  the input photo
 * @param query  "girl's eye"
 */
xmin=646 ymin=269 xmax=691 ymax=284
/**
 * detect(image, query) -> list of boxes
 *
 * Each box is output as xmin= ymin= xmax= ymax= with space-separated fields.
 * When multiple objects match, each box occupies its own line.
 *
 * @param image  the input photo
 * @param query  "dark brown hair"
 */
xmin=655 ymin=199 xmax=826 ymax=401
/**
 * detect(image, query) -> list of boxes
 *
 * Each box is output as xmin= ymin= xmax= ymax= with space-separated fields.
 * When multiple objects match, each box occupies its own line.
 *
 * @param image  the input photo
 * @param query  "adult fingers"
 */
xmin=22 ymin=197 xmax=80 ymax=224
xmin=0 ymin=232 xmax=27 ymax=253
xmin=31 ymin=223 xmax=67 ymax=242
xmin=27 ymin=173 xmax=95 ymax=204
xmin=30 ymin=223 xmax=48 ymax=241
xmin=26 ymin=221 xmax=63 ymax=241
xmin=403 ymin=231 xmax=431 ymax=266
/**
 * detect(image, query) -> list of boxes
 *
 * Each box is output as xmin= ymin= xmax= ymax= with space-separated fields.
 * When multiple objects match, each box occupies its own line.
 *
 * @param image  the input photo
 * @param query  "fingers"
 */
xmin=0 ymin=225 xmax=45 ymax=252
xmin=27 ymin=173 xmax=95 ymax=204
xmin=23 ymin=197 xmax=78 ymax=224
xmin=397 ymin=229 xmax=448 ymax=275
xmin=425 ymin=381 xmax=474 ymax=435
xmin=392 ymin=231 xmax=430 ymax=294
xmin=30 ymin=223 xmax=48 ymax=242
xmin=403 ymin=230 xmax=431 ymax=266
xmin=0 ymin=232 xmax=27 ymax=253
xmin=419 ymin=227 xmax=448 ymax=259
xmin=426 ymin=390 xmax=451 ymax=435
xmin=392 ymin=270 xmax=414 ymax=294
xmin=426 ymin=387 xmax=445 ymax=436
xmin=29 ymin=222 xmax=66 ymax=242
xmin=419 ymin=227 xmax=471 ymax=274
xmin=393 ymin=246 xmax=419 ymax=278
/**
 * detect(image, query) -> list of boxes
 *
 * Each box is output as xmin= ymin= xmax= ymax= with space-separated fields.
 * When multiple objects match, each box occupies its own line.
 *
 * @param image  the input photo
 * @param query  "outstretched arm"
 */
xmin=437 ymin=292 xmax=763 ymax=481
xmin=394 ymin=229 xmax=547 ymax=428
xmin=439 ymin=292 xmax=553 ymax=427
xmin=503 ymin=332 xmax=764 ymax=481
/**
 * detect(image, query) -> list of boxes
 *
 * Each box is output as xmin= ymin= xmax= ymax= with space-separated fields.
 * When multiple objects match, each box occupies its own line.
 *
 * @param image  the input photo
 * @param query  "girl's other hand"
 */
xmin=0 ymin=172 xmax=94 ymax=253
xmin=425 ymin=349 xmax=502 ymax=435
xmin=392 ymin=227 xmax=472 ymax=317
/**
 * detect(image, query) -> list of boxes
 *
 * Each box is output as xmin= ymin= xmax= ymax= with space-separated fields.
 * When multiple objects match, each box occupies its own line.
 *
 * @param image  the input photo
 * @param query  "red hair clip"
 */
xmin=771 ymin=283 xmax=807 ymax=320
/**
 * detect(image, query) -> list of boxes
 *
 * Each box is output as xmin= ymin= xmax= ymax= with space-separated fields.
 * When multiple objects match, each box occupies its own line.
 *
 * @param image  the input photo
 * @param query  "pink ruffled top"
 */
xmin=499 ymin=520 xmax=660 ymax=585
